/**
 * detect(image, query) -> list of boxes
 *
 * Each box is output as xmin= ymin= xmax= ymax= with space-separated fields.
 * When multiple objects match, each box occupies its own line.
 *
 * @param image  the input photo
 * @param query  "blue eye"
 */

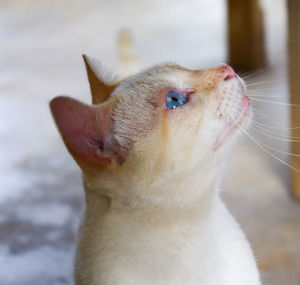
xmin=166 ymin=90 xmax=187 ymax=109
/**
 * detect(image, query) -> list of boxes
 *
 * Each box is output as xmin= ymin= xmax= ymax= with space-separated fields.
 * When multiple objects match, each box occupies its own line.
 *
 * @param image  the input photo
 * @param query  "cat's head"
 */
xmin=50 ymin=57 xmax=252 ymax=206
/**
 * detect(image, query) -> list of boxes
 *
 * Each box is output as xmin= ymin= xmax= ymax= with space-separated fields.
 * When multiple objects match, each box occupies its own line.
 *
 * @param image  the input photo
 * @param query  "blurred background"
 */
xmin=0 ymin=0 xmax=300 ymax=284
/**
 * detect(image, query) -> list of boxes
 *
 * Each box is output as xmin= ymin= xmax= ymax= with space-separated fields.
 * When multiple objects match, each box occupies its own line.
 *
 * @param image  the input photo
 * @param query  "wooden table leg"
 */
xmin=288 ymin=0 xmax=300 ymax=198
xmin=227 ymin=0 xmax=266 ymax=71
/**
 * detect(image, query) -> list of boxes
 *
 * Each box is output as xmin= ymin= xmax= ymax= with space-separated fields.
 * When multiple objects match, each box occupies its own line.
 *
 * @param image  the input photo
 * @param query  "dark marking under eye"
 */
xmin=89 ymin=139 xmax=104 ymax=152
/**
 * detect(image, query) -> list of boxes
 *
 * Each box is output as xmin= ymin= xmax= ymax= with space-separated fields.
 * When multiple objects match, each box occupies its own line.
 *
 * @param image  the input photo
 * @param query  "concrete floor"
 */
xmin=0 ymin=0 xmax=299 ymax=284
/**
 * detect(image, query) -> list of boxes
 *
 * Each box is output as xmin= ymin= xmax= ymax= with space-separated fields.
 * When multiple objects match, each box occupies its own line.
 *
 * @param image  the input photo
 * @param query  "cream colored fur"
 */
xmin=51 ymin=62 xmax=261 ymax=285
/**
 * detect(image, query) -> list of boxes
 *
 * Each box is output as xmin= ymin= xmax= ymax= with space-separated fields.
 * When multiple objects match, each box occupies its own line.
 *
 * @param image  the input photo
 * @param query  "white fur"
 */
xmin=75 ymin=182 xmax=260 ymax=285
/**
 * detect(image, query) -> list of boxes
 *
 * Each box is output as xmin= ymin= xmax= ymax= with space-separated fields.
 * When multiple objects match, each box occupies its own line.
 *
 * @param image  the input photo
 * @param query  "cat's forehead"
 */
xmin=113 ymin=63 xmax=191 ymax=97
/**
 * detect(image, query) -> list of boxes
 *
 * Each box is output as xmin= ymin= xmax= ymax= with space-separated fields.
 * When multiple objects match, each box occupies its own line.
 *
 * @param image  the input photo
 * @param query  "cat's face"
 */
xmin=50 ymin=62 xmax=252 ymax=205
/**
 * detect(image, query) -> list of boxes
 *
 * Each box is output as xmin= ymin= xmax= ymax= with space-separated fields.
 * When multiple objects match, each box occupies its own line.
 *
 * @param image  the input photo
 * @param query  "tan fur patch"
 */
xmin=83 ymin=54 xmax=119 ymax=104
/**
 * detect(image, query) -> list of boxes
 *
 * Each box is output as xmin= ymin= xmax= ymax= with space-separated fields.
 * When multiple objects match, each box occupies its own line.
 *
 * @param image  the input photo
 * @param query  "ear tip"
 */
xmin=50 ymin=96 xmax=72 ymax=114
xmin=49 ymin=96 xmax=60 ymax=111
xmin=82 ymin=54 xmax=92 ymax=65
xmin=82 ymin=53 xmax=88 ymax=61
xmin=50 ymin=95 xmax=67 ymax=107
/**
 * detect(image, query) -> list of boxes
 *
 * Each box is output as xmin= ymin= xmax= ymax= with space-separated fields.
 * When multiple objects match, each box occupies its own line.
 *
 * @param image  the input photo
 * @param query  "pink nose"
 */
xmin=219 ymin=65 xmax=237 ymax=81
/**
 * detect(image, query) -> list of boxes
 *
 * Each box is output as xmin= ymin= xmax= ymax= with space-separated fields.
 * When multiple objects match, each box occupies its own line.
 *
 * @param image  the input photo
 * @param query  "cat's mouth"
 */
xmin=214 ymin=95 xmax=251 ymax=151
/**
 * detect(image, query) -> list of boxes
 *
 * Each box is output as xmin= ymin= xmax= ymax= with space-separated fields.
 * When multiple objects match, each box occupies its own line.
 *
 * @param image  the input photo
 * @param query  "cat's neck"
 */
xmin=83 ymin=171 xmax=221 ymax=227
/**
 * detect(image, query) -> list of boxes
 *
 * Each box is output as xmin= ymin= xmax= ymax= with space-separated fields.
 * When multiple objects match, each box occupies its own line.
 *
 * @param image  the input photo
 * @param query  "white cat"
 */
xmin=50 ymin=58 xmax=261 ymax=285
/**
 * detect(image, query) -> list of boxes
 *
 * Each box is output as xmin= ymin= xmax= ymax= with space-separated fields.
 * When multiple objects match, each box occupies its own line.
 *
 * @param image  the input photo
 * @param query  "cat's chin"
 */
xmin=214 ymin=95 xmax=251 ymax=151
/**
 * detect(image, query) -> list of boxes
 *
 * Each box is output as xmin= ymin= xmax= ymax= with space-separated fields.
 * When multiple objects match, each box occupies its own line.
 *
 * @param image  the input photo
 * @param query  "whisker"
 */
xmin=250 ymin=120 xmax=300 ymax=131
xmin=247 ymin=86 xmax=281 ymax=90
xmin=241 ymin=67 xmax=269 ymax=80
xmin=247 ymin=94 xmax=289 ymax=98
xmin=251 ymin=120 xmax=292 ymax=132
xmin=248 ymin=135 xmax=300 ymax=157
xmin=246 ymin=79 xmax=300 ymax=88
xmin=249 ymin=125 xmax=300 ymax=142
xmin=248 ymin=90 xmax=283 ymax=95
xmin=248 ymin=97 xmax=300 ymax=107
xmin=250 ymin=106 xmax=275 ymax=112
xmin=250 ymin=121 xmax=300 ymax=140
xmin=246 ymin=90 xmax=288 ymax=96
xmin=246 ymin=79 xmax=284 ymax=87
xmin=251 ymin=109 xmax=290 ymax=119
xmin=239 ymin=71 xmax=252 ymax=78
xmin=252 ymin=112 xmax=288 ymax=119
xmin=237 ymin=124 xmax=300 ymax=172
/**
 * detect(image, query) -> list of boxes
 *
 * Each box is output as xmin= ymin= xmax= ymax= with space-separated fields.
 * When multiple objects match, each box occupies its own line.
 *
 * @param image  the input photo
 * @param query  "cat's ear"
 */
xmin=50 ymin=96 xmax=121 ymax=171
xmin=82 ymin=54 xmax=118 ymax=104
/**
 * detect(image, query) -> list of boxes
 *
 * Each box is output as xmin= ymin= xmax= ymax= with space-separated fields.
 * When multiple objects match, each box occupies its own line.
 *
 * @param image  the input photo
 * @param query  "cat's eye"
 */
xmin=166 ymin=90 xmax=187 ymax=109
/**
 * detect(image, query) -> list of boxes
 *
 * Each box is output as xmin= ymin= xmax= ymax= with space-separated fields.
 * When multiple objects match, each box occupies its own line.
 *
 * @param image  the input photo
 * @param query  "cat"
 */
xmin=50 ymin=56 xmax=261 ymax=285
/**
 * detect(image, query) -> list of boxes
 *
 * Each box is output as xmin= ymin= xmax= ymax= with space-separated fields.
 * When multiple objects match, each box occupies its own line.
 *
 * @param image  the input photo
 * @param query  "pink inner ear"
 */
xmin=50 ymin=96 xmax=112 ymax=166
